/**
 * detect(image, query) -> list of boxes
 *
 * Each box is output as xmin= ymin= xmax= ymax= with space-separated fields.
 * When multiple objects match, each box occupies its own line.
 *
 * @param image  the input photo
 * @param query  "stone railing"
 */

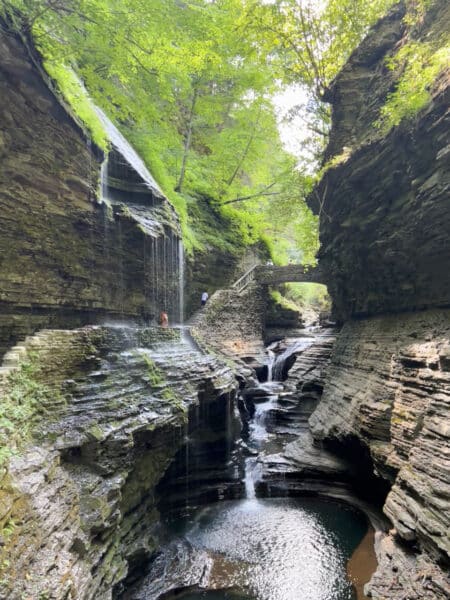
xmin=231 ymin=263 xmax=325 ymax=293
xmin=254 ymin=264 xmax=325 ymax=285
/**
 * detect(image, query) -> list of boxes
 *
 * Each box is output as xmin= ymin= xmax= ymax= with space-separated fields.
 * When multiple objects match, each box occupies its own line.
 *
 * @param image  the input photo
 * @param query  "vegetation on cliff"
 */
xmin=0 ymin=360 xmax=63 ymax=466
xmin=377 ymin=35 xmax=449 ymax=132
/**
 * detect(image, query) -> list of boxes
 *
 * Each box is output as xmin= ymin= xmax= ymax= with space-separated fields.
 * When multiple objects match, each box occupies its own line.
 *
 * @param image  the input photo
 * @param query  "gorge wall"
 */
xmin=308 ymin=2 xmax=450 ymax=598
xmin=0 ymin=21 xmax=243 ymax=600
xmin=0 ymin=24 xmax=181 ymax=357
xmin=0 ymin=326 xmax=237 ymax=599
xmin=311 ymin=0 xmax=450 ymax=322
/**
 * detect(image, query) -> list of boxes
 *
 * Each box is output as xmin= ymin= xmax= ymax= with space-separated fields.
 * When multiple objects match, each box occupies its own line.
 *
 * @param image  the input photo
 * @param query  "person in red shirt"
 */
xmin=159 ymin=311 xmax=168 ymax=327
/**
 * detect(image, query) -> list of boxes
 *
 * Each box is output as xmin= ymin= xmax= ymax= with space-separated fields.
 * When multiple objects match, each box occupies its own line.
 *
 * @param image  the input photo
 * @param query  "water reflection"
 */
xmin=165 ymin=497 xmax=366 ymax=600
xmin=169 ymin=593 xmax=251 ymax=600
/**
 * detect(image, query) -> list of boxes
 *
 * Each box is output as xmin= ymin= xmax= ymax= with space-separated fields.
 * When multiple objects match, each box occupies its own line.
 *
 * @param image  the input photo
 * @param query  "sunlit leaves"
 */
xmin=377 ymin=41 xmax=450 ymax=131
xmin=1 ymin=0 xmax=323 ymax=261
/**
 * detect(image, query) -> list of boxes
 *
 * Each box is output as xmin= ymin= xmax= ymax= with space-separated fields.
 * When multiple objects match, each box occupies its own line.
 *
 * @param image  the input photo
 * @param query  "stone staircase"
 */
xmin=186 ymin=308 xmax=207 ymax=327
xmin=0 ymin=331 xmax=53 ymax=382
xmin=186 ymin=265 xmax=260 ymax=329
xmin=0 ymin=329 xmax=88 ymax=389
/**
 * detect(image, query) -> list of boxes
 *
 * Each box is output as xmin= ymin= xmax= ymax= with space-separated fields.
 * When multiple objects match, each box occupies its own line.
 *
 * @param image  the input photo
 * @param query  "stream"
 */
xmin=123 ymin=331 xmax=375 ymax=600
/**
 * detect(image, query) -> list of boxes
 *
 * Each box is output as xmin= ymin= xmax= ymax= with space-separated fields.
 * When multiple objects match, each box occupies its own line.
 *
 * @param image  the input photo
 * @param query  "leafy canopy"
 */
xmin=3 ymin=0 xmax=439 ymax=263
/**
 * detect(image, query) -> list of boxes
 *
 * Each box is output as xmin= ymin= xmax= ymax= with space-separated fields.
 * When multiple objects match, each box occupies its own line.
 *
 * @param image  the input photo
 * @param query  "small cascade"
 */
xmin=241 ymin=334 xmax=325 ymax=498
xmin=94 ymin=107 xmax=185 ymax=325
xmin=266 ymin=336 xmax=315 ymax=382
xmin=96 ymin=174 xmax=185 ymax=325
xmin=117 ymin=218 xmax=125 ymax=315
xmin=244 ymin=457 xmax=258 ymax=499
xmin=266 ymin=347 xmax=276 ymax=382
xmin=241 ymin=381 xmax=284 ymax=498
xmin=100 ymin=159 xmax=109 ymax=202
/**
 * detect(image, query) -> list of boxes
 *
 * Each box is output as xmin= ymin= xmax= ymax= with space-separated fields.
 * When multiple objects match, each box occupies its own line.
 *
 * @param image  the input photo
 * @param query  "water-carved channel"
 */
xmin=123 ymin=330 xmax=378 ymax=600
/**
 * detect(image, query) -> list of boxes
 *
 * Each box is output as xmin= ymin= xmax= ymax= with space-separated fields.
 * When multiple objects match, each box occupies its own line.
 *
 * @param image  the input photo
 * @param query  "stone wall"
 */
xmin=0 ymin=26 xmax=179 ymax=357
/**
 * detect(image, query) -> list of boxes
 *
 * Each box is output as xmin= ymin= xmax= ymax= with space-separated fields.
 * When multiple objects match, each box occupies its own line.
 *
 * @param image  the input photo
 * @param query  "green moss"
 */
xmin=0 ymin=361 xmax=64 ymax=467
xmin=185 ymin=195 xmax=248 ymax=258
xmin=376 ymin=41 xmax=450 ymax=132
xmin=87 ymin=423 xmax=105 ymax=442
xmin=319 ymin=147 xmax=353 ymax=177
xmin=142 ymin=355 xmax=164 ymax=387
xmin=270 ymin=289 xmax=301 ymax=313
xmin=42 ymin=63 xmax=109 ymax=151
xmin=0 ymin=518 xmax=15 ymax=541
xmin=161 ymin=387 xmax=176 ymax=402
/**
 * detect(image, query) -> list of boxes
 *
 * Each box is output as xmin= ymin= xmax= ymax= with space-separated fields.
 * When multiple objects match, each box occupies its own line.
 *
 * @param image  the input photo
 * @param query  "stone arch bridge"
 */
xmin=232 ymin=264 xmax=325 ymax=293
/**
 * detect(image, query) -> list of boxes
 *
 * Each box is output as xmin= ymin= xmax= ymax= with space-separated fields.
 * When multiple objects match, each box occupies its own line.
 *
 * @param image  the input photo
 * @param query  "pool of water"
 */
xmin=160 ymin=496 xmax=368 ymax=600
xmin=169 ymin=593 xmax=251 ymax=600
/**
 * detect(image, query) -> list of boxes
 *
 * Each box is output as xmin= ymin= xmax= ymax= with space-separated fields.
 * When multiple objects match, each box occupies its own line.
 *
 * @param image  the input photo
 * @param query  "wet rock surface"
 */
xmin=122 ymin=539 xmax=214 ymax=600
xmin=310 ymin=311 xmax=450 ymax=598
xmin=0 ymin=25 xmax=181 ymax=358
xmin=238 ymin=330 xmax=352 ymax=498
xmin=0 ymin=326 xmax=237 ymax=600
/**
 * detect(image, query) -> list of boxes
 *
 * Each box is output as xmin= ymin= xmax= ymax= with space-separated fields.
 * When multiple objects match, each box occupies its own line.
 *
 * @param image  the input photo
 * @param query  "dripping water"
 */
xmin=178 ymin=239 xmax=185 ymax=324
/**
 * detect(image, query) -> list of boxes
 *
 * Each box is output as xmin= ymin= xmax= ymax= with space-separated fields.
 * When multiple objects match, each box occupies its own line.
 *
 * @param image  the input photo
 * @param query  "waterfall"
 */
xmin=266 ymin=337 xmax=315 ymax=382
xmin=178 ymin=239 xmax=185 ymax=324
xmin=266 ymin=347 xmax=276 ymax=382
xmin=242 ymin=384 xmax=282 ymax=499
xmin=244 ymin=457 xmax=257 ymax=499
xmin=94 ymin=110 xmax=184 ymax=325
xmin=100 ymin=159 xmax=109 ymax=202
xmin=118 ymin=219 xmax=125 ymax=315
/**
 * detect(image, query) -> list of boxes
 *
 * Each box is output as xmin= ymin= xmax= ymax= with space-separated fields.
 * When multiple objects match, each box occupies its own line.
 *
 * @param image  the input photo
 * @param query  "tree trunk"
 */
xmin=175 ymin=87 xmax=198 ymax=193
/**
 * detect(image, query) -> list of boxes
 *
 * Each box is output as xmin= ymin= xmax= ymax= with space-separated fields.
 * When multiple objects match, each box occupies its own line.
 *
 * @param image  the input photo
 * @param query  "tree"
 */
xmin=2 ymin=0 xmax=399 ymax=262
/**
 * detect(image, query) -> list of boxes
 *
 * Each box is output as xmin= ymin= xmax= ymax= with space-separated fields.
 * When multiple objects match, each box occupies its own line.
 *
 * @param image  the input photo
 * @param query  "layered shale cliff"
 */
xmin=309 ymin=2 xmax=450 ymax=598
xmin=0 ymin=326 xmax=237 ymax=599
xmin=312 ymin=1 xmax=449 ymax=321
xmin=0 ymin=21 xmax=241 ymax=600
xmin=0 ymin=24 xmax=181 ymax=357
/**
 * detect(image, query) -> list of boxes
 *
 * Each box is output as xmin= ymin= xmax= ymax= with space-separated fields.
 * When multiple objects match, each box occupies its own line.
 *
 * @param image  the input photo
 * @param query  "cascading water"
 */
xmin=178 ymin=239 xmax=185 ymax=324
xmin=241 ymin=381 xmax=283 ymax=498
xmin=265 ymin=347 xmax=276 ymax=382
xmin=265 ymin=335 xmax=315 ymax=382
xmin=123 ymin=329 xmax=376 ymax=600
xmin=100 ymin=159 xmax=109 ymax=202
xmin=99 ymin=142 xmax=184 ymax=325
xmin=239 ymin=335 xmax=317 ymax=496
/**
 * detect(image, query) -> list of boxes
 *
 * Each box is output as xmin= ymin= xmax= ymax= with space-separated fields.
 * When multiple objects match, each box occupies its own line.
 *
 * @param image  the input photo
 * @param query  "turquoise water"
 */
xmin=163 ymin=497 xmax=368 ymax=600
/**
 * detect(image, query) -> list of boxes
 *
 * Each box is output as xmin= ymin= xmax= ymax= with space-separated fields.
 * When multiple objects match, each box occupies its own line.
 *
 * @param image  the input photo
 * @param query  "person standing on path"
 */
xmin=159 ymin=311 xmax=168 ymax=327
xmin=201 ymin=291 xmax=209 ymax=307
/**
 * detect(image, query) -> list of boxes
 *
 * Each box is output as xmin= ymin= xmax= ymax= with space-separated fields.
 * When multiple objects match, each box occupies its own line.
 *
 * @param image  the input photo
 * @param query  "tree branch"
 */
xmin=221 ymin=189 xmax=282 ymax=205
xmin=226 ymin=104 xmax=261 ymax=187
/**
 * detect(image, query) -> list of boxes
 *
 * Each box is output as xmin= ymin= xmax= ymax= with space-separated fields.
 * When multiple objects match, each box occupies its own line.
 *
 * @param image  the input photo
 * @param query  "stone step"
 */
xmin=2 ymin=352 xmax=23 ymax=367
